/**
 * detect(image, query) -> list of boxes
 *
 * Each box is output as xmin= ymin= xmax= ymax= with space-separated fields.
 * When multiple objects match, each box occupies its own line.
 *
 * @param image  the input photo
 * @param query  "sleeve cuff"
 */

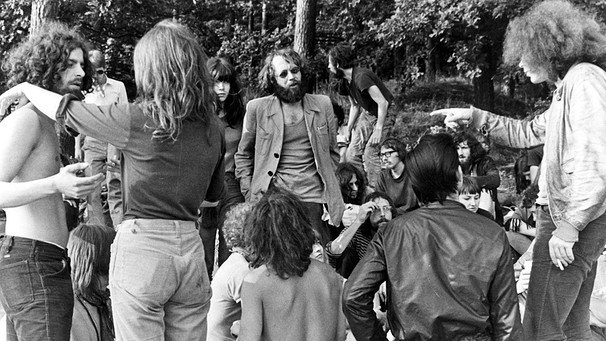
xmin=552 ymin=220 xmax=580 ymax=242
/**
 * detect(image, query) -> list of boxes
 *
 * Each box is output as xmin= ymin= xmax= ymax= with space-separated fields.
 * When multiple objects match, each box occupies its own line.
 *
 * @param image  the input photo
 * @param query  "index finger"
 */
xmin=77 ymin=173 xmax=105 ymax=185
xmin=429 ymin=109 xmax=452 ymax=117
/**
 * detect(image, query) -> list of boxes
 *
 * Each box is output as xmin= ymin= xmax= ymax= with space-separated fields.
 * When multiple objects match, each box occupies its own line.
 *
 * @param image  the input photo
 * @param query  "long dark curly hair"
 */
xmin=245 ymin=187 xmax=315 ymax=279
xmin=3 ymin=21 xmax=93 ymax=93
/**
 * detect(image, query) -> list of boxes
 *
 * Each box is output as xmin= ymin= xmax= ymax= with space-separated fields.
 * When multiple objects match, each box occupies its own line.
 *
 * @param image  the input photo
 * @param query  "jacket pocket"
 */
xmin=561 ymin=156 xmax=574 ymax=174
xmin=257 ymin=130 xmax=272 ymax=156
xmin=315 ymin=123 xmax=329 ymax=152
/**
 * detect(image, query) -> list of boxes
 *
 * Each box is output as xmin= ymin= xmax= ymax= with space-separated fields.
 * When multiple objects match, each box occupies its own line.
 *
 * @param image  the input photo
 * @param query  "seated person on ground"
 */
xmin=454 ymin=131 xmax=503 ymax=224
xmin=326 ymin=192 xmax=396 ymax=278
xmin=376 ymin=138 xmax=419 ymax=215
xmin=335 ymin=162 xmax=369 ymax=229
xmin=458 ymin=176 xmax=494 ymax=220
xmin=69 ymin=224 xmax=116 ymax=341
xmin=207 ymin=202 xmax=254 ymax=341
xmin=238 ymin=187 xmax=346 ymax=341
xmin=504 ymin=184 xmax=538 ymax=256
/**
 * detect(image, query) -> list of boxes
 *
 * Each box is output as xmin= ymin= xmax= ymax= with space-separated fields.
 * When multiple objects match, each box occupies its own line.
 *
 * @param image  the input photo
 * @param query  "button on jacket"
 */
xmin=343 ymin=200 xmax=523 ymax=340
xmin=235 ymin=94 xmax=344 ymax=226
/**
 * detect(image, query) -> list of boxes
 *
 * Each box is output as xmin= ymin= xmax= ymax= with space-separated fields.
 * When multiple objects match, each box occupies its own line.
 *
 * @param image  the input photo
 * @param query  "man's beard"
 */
xmin=274 ymin=82 xmax=305 ymax=103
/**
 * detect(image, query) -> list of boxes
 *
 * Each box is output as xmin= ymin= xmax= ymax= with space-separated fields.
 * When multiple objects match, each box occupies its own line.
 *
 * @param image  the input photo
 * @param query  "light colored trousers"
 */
xmin=109 ymin=219 xmax=211 ymax=341
xmin=345 ymin=110 xmax=394 ymax=189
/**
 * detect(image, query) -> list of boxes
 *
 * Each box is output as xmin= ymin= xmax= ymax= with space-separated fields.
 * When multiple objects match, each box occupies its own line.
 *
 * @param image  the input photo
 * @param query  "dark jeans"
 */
xmin=0 ymin=235 xmax=73 ymax=341
xmin=524 ymin=205 xmax=606 ymax=340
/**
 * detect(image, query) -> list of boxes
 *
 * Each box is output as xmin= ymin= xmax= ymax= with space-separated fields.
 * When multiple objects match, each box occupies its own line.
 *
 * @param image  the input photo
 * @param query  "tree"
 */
xmin=30 ymin=0 xmax=58 ymax=35
xmin=293 ymin=0 xmax=317 ymax=58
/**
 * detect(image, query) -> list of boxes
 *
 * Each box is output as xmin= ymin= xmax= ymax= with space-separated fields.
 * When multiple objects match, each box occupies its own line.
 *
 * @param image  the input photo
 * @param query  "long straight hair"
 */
xmin=68 ymin=224 xmax=116 ymax=341
xmin=207 ymin=57 xmax=245 ymax=127
xmin=134 ymin=19 xmax=215 ymax=141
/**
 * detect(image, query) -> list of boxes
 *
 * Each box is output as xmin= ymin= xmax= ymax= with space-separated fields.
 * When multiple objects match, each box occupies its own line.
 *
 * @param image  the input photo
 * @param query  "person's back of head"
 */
xmin=504 ymin=0 xmax=606 ymax=81
xmin=2 ymin=21 xmax=93 ymax=92
xmin=89 ymin=50 xmax=106 ymax=70
xmin=406 ymin=133 xmax=460 ymax=205
xmin=245 ymin=187 xmax=315 ymax=279
xmin=223 ymin=202 xmax=254 ymax=253
xmin=68 ymin=224 xmax=116 ymax=341
xmin=134 ymin=19 xmax=215 ymax=141
xmin=328 ymin=43 xmax=355 ymax=69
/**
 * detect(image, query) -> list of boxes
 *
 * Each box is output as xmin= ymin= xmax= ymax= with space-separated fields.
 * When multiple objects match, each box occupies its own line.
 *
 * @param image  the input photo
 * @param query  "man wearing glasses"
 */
xmin=81 ymin=50 xmax=128 ymax=228
xmin=376 ymin=137 xmax=418 ymax=215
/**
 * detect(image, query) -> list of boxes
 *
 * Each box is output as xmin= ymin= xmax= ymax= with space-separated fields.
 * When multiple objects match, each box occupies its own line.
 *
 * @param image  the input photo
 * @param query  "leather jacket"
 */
xmin=470 ymin=63 xmax=606 ymax=242
xmin=343 ymin=200 xmax=523 ymax=340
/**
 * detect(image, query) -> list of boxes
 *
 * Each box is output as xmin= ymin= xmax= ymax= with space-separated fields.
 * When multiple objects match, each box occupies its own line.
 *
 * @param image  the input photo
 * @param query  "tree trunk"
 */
xmin=473 ymin=47 xmax=498 ymax=111
xmin=261 ymin=0 xmax=268 ymax=35
xmin=224 ymin=0 xmax=235 ymax=38
xmin=293 ymin=0 xmax=317 ymax=59
xmin=425 ymin=39 xmax=436 ymax=83
xmin=248 ymin=0 xmax=255 ymax=32
xmin=30 ymin=0 xmax=58 ymax=36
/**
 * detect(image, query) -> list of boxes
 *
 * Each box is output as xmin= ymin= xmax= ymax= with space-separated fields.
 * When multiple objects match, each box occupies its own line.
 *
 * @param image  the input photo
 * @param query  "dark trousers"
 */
xmin=524 ymin=205 xmax=606 ymax=340
xmin=0 ymin=235 xmax=73 ymax=341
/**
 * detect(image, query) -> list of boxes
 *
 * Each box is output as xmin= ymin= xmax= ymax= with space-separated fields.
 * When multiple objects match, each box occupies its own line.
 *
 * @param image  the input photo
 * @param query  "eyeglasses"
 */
xmin=95 ymin=69 xmax=105 ymax=75
xmin=379 ymin=150 xmax=397 ymax=158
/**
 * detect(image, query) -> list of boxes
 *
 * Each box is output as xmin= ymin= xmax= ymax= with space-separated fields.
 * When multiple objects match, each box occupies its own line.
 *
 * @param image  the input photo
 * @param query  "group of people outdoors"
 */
xmin=1 ymin=0 xmax=606 ymax=340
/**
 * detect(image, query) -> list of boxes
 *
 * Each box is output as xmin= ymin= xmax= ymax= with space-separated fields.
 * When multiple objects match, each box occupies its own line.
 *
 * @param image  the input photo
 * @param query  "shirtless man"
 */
xmin=0 ymin=22 xmax=103 ymax=340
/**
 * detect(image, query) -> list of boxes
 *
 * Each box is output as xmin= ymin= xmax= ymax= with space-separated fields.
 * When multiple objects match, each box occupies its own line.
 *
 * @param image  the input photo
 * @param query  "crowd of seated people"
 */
xmin=4 ymin=1 xmax=606 ymax=340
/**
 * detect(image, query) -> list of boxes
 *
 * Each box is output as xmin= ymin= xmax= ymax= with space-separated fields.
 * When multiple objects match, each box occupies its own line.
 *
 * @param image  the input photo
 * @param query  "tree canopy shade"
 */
xmin=2 ymin=0 xmax=606 ymax=106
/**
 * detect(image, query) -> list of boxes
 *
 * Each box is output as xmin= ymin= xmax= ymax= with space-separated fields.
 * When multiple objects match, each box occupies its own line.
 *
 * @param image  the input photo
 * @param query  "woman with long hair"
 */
xmin=199 ymin=57 xmax=246 ymax=275
xmin=69 ymin=224 xmax=116 ymax=341
xmin=0 ymin=19 xmax=225 ymax=340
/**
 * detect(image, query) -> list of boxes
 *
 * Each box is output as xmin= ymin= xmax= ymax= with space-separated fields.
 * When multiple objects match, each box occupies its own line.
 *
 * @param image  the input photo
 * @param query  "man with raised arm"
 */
xmin=0 ymin=22 xmax=104 ymax=340
xmin=432 ymin=1 xmax=606 ymax=339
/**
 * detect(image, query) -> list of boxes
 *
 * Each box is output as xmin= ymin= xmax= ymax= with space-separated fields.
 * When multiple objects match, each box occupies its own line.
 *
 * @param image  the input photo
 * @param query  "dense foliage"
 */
xmin=2 ymin=0 xmax=606 ymax=106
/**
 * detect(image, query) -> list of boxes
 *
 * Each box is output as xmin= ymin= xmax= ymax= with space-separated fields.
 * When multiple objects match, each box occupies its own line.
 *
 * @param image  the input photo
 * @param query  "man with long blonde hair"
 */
xmin=0 ymin=19 xmax=225 ymax=340
xmin=433 ymin=1 xmax=606 ymax=339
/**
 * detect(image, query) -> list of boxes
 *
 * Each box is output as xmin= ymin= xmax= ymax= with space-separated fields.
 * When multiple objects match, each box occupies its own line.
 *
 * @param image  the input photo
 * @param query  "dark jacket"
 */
xmin=343 ymin=200 xmax=522 ymax=341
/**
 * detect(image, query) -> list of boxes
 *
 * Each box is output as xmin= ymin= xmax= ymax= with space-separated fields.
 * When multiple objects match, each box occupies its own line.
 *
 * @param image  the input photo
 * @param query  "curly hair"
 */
xmin=336 ymin=162 xmax=367 ymax=205
xmin=2 ymin=21 xmax=92 ymax=92
xmin=258 ymin=47 xmax=309 ymax=95
xmin=207 ymin=57 xmax=246 ymax=127
xmin=223 ymin=202 xmax=254 ymax=250
xmin=245 ymin=187 xmax=315 ymax=279
xmin=504 ymin=0 xmax=606 ymax=81
xmin=453 ymin=131 xmax=487 ymax=170
xmin=134 ymin=19 xmax=216 ymax=141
